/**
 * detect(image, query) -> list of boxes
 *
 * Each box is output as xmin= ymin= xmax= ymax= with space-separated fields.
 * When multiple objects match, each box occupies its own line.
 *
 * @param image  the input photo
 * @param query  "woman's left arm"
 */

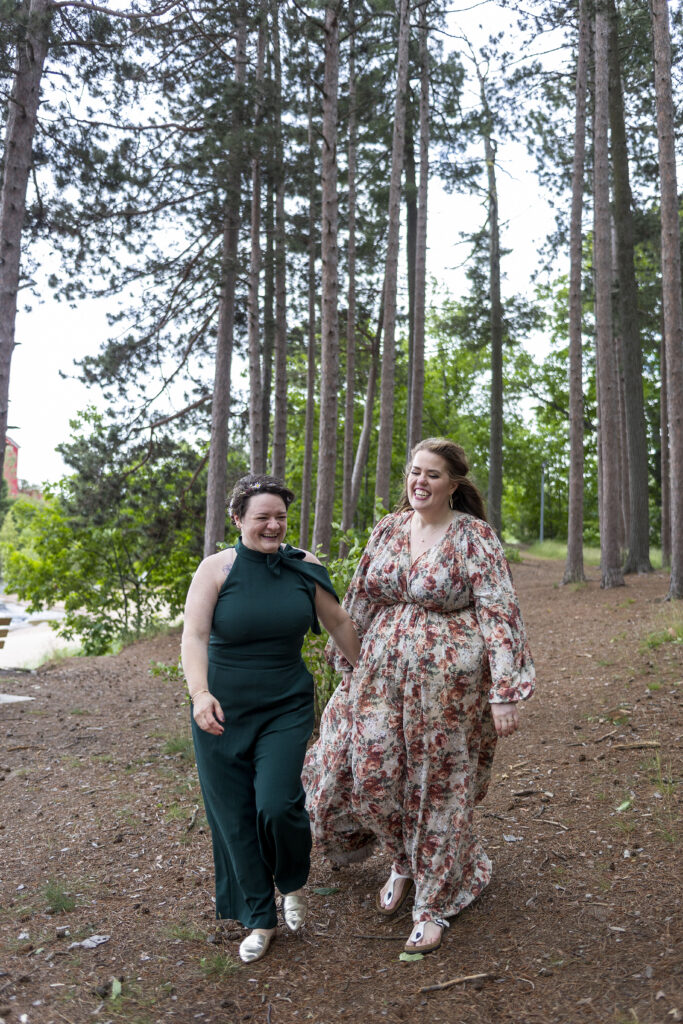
xmin=314 ymin=585 xmax=361 ymax=669
xmin=461 ymin=519 xmax=535 ymax=730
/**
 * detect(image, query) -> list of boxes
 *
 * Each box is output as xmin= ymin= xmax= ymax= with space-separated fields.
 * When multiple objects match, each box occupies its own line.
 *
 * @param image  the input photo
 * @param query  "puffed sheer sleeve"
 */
xmin=460 ymin=518 xmax=536 ymax=704
xmin=324 ymin=515 xmax=396 ymax=673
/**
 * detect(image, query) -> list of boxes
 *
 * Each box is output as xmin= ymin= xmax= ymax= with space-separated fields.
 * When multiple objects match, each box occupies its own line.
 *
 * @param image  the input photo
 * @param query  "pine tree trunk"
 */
xmin=563 ymin=0 xmax=589 ymax=585
xmin=614 ymin=329 xmax=629 ymax=550
xmin=0 ymin=0 xmax=50 ymax=481
xmin=660 ymin=330 xmax=671 ymax=567
xmin=312 ymin=2 xmax=340 ymax=556
xmin=299 ymin=70 xmax=318 ymax=551
xmin=271 ymin=0 xmax=287 ymax=481
xmin=340 ymin=5 xmax=357 ymax=555
xmin=350 ymin=296 xmax=384 ymax=521
xmin=608 ymin=0 xmax=651 ymax=573
xmin=404 ymin=126 xmax=417 ymax=458
xmin=593 ymin=5 xmax=625 ymax=588
xmin=476 ymin=65 xmax=504 ymax=537
xmin=248 ymin=12 xmax=267 ymax=474
xmin=203 ymin=11 xmax=247 ymax=557
xmin=375 ymin=0 xmax=410 ymax=511
xmin=261 ymin=183 xmax=275 ymax=464
xmin=651 ymin=0 xmax=683 ymax=599
xmin=408 ymin=0 xmax=429 ymax=454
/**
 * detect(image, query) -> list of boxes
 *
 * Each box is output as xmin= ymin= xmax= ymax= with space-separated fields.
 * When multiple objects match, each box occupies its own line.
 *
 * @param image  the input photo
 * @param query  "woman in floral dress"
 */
xmin=304 ymin=438 xmax=535 ymax=954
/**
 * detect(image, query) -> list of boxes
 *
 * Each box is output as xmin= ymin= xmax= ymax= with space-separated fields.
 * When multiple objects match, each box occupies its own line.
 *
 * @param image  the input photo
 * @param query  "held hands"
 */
xmin=491 ymin=701 xmax=520 ymax=738
xmin=192 ymin=691 xmax=225 ymax=735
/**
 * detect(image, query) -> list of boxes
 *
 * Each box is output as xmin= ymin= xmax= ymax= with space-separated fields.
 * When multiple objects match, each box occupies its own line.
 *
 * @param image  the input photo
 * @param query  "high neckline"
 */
xmin=235 ymin=537 xmax=282 ymax=561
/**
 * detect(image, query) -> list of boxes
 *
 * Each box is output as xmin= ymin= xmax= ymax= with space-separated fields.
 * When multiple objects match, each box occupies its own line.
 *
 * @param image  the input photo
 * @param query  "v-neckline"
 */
xmin=407 ymin=511 xmax=456 ymax=569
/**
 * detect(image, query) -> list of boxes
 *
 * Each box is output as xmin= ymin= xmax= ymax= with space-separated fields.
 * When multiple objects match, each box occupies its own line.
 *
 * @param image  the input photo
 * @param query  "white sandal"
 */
xmin=404 ymin=917 xmax=449 ymax=954
xmin=376 ymin=869 xmax=414 ymax=915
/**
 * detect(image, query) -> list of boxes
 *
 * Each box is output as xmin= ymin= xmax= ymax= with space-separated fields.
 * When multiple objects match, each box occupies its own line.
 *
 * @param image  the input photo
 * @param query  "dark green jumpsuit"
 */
xmin=191 ymin=538 xmax=338 ymax=929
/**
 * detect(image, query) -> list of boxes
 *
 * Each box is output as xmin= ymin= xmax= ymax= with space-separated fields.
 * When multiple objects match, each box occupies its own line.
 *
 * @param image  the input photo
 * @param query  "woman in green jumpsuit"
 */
xmin=182 ymin=474 xmax=360 ymax=963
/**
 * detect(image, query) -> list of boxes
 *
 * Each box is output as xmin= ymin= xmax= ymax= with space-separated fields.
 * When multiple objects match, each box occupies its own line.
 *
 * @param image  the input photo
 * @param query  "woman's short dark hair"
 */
xmin=228 ymin=474 xmax=295 ymax=523
xmin=395 ymin=437 xmax=487 ymax=522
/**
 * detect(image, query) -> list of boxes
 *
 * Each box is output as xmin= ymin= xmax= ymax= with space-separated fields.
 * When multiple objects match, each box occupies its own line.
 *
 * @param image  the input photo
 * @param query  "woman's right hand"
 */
xmin=192 ymin=692 xmax=226 ymax=735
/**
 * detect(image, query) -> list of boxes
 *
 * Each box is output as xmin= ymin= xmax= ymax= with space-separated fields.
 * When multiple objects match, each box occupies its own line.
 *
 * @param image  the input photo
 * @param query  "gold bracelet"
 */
xmin=190 ymin=689 xmax=210 ymax=703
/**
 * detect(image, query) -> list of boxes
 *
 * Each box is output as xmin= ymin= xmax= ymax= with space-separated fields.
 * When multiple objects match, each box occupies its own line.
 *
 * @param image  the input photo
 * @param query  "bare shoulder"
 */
xmin=196 ymin=547 xmax=237 ymax=582
xmin=299 ymin=549 xmax=322 ymax=566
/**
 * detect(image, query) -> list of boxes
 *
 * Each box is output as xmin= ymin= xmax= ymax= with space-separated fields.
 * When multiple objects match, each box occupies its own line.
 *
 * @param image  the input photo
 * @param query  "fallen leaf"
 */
xmin=312 ymin=887 xmax=340 ymax=896
xmin=399 ymin=952 xmax=424 ymax=962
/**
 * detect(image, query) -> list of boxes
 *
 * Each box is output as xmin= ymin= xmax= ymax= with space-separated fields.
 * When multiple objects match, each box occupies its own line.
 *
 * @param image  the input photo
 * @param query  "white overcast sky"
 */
xmin=9 ymin=3 xmax=561 ymax=487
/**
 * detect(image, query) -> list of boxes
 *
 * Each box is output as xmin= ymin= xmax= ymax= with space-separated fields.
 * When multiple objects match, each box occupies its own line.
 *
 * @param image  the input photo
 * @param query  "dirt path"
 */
xmin=0 ymin=558 xmax=681 ymax=1024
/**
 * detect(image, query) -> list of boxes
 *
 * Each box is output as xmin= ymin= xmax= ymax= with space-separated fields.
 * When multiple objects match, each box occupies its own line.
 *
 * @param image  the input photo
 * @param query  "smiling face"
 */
xmin=234 ymin=492 xmax=288 ymax=553
xmin=407 ymin=450 xmax=456 ymax=517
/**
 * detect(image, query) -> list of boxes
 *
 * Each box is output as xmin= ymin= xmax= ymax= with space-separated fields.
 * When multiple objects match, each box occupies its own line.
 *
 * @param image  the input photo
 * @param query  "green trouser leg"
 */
xmin=192 ymin=704 xmax=313 ymax=930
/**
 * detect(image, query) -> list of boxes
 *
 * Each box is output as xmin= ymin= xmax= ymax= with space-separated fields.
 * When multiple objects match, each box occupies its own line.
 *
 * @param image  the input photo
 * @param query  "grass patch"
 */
xmin=199 ymin=951 xmax=239 ymax=978
xmin=162 ymin=733 xmax=194 ymax=761
xmin=166 ymin=922 xmax=206 ymax=943
xmin=68 ymin=707 xmax=89 ymax=717
xmin=640 ymin=606 xmax=683 ymax=651
xmin=524 ymin=541 xmax=664 ymax=569
xmin=164 ymin=802 xmax=189 ymax=823
xmin=32 ymin=644 xmax=82 ymax=669
xmin=42 ymin=878 xmax=77 ymax=914
xmin=640 ymin=600 xmax=683 ymax=651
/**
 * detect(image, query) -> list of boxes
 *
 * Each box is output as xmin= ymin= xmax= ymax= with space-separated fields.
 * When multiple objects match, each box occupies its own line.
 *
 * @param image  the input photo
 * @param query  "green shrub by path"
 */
xmin=0 ymin=428 xmax=205 ymax=655
xmin=302 ymin=530 xmax=370 ymax=724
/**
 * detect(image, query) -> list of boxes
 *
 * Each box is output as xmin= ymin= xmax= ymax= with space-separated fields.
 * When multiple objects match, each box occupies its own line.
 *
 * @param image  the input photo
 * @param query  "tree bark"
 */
xmin=408 ymin=0 xmax=429 ymax=454
xmin=375 ymin=0 xmax=410 ymax=511
xmin=202 ymin=12 xmax=247 ymax=555
xmin=312 ymin=2 xmax=340 ymax=556
xmin=299 ymin=70 xmax=318 ymax=551
xmin=350 ymin=295 xmax=384 ymax=523
xmin=248 ymin=10 xmax=267 ymax=474
xmin=614 ymin=326 xmax=629 ymax=550
xmin=563 ymin=0 xmax=589 ymax=585
xmin=593 ymin=5 xmax=624 ymax=588
xmin=271 ymin=0 xmax=288 ymax=481
xmin=404 ymin=124 xmax=417 ymax=458
xmin=261 ymin=181 xmax=274 ymax=465
xmin=476 ymin=67 xmax=503 ymax=538
xmin=608 ymin=0 xmax=651 ymax=573
xmin=0 ymin=0 xmax=50 ymax=482
xmin=651 ymin=0 xmax=683 ymax=599
xmin=660 ymin=329 xmax=671 ymax=567
xmin=340 ymin=3 xmax=357 ymax=555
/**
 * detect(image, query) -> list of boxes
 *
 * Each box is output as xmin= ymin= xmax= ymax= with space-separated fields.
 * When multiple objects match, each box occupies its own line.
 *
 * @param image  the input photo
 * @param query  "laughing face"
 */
xmin=235 ymin=493 xmax=288 ymax=553
xmin=407 ymin=451 xmax=456 ymax=516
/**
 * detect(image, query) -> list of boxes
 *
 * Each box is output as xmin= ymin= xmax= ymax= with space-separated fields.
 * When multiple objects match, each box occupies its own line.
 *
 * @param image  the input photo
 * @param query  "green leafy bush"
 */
xmin=0 ymin=416 xmax=205 ymax=654
xmin=302 ymin=530 xmax=369 ymax=723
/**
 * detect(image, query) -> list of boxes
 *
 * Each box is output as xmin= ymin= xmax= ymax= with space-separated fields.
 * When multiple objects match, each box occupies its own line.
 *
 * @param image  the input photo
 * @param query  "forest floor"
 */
xmin=0 ymin=555 xmax=681 ymax=1024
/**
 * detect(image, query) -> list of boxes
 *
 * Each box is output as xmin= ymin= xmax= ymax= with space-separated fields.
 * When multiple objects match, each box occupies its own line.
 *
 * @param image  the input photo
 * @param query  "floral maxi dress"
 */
xmin=303 ymin=511 xmax=535 ymax=925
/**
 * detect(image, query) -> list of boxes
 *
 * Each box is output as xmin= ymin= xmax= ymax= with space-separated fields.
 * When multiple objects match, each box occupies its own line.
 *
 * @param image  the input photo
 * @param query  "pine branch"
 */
xmin=51 ymin=0 xmax=183 ymax=20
